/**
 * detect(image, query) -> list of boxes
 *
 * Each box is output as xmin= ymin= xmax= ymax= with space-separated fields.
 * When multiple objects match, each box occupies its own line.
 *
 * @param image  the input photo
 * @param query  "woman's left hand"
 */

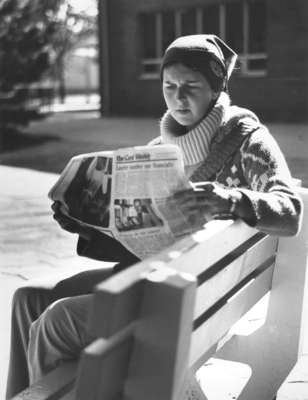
xmin=172 ymin=181 xmax=236 ymax=223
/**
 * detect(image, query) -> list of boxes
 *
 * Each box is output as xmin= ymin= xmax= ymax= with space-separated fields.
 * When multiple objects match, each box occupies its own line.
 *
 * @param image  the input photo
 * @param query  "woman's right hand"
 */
xmin=51 ymin=201 xmax=91 ymax=240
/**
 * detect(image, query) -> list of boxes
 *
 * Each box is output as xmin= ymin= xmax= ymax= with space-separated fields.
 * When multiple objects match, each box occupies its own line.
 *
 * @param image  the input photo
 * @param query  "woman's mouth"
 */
xmin=176 ymin=109 xmax=190 ymax=114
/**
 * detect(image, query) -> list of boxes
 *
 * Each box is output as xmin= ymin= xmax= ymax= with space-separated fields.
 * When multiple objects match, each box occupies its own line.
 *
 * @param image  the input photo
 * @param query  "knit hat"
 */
xmin=161 ymin=34 xmax=237 ymax=92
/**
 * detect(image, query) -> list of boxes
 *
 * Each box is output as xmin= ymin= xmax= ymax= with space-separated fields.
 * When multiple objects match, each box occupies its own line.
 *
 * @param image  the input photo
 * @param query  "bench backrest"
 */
xmin=72 ymin=188 xmax=308 ymax=400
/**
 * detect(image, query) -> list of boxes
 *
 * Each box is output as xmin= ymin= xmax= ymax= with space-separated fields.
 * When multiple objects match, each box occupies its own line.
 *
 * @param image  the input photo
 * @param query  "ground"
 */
xmin=0 ymin=111 xmax=307 ymax=398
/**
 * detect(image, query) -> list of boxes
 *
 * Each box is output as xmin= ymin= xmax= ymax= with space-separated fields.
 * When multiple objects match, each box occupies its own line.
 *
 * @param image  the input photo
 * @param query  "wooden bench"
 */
xmin=12 ymin=186 xmax=308 ymax=400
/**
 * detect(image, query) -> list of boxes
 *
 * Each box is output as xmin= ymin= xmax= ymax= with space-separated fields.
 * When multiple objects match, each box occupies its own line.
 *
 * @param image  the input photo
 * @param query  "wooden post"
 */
xmin=124 ymin=266 xmax=197 ymax=400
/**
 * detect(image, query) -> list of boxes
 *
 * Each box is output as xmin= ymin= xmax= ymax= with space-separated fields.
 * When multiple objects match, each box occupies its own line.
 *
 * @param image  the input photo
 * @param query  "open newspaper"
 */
xmin=48 ymin=144 xmax=202 ymax=259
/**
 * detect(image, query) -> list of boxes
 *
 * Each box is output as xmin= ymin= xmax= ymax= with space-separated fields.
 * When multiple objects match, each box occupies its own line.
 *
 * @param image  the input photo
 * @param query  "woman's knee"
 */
xmin=29 ymin=295 xmax=94 ymax=354
xmin=12 ymin=286 xmax=52 ymax=318
xmin=29 ymin=299 xmax=69 ymax=347
xmin=27 ymin=297 xmax=84 ymax=383
xmin=12 ymin=274 xmax=72 ymax=314
xmin=13 ymin=286 xmax=37 ymax=304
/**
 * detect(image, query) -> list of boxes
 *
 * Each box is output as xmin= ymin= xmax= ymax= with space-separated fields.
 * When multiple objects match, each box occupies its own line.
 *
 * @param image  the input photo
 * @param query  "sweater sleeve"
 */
xmin=77 ymin=230 xmax=140 ymax=264
xmin=236 ymin=126 xmax=303 ymax=236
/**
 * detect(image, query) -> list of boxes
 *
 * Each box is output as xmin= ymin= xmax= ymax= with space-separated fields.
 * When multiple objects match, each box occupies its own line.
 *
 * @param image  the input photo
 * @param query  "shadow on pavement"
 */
xmin=0 ymin=129 xmax=60 ymax=153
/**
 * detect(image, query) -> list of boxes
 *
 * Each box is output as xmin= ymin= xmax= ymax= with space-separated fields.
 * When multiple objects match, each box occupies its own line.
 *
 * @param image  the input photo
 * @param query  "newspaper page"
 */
xmin=49 ymin=150 xmax=114 ymax=236
xmin=111 ymin=145 xmax=195 ymax=258
xmin=48 ymin=144 xmax=198 ymax=259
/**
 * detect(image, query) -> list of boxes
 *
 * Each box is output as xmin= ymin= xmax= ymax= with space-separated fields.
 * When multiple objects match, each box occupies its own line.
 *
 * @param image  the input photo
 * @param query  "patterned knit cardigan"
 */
xmin=151 ymin=106 xmax=303 ymax=237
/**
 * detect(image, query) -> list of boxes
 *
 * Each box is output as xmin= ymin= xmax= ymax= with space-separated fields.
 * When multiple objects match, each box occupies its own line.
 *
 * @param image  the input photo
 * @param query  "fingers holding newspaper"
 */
xmin=172 ymin=181 xmax=239 ymax=222
xmin=51 ymin=201 xmax=91 ymax=240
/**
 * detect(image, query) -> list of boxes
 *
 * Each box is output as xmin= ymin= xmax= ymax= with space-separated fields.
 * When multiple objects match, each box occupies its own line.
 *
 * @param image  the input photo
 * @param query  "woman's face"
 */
xmin=162 ymin=63 xmax=219 ymax=129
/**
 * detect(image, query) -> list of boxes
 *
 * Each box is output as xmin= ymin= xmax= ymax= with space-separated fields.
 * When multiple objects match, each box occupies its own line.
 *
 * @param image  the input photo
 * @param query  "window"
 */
xmin=180 ymin=8 xmax=197 ymax=36
xmin=140 ymin=13 xmax=159 ymax=75
xmin=201 ymin=4 xmax=220 ymax=36
xmin=139 ymin=0 xmax=267 ymax=78
xmin=225 ymin=2 xmax=244 ymax=53
xmin=245 ymin=0 xmax=267 ymax=72
xmin=162 ymin=11 xmax=176 ymax=52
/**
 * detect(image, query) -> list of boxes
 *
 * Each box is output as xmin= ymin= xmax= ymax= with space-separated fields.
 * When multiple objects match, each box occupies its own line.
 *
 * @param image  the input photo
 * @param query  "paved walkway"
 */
xmin=0 ymin=114 xmax=307 ymax=398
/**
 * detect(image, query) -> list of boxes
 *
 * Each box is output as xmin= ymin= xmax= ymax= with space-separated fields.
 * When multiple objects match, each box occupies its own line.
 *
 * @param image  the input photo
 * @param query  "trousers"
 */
xmin=6 ymin=226 xmax=141 ymax=399
xmin=5 ymin=267 xmax=114 ymax=399
xmin=28 ymin=293 xmax=94 ymax=385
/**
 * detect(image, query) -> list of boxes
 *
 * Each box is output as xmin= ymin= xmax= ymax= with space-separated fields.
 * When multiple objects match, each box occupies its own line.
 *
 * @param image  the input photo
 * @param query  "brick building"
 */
xmin=98 ymin=0 xmax=308 ymax=121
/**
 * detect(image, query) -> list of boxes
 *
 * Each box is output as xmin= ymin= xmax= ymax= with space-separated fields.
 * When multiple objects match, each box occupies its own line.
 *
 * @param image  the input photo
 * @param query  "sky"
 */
xmin=69 ymin=0 xmax=97 ymax=15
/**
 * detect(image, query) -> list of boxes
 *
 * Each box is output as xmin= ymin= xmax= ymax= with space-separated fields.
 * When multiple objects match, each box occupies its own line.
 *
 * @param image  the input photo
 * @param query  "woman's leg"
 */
xmin=6 ymin=284 xmax=55 ymax=399
xmin=26 ymin=262 xmax=133 ymax=383
xmin=5 ymin=268 xmax=113 ymax=399
xmin=27 ymin=294 xmax=94 ymax=384
xmin=6 ymin=260 xmax=134 ymax=398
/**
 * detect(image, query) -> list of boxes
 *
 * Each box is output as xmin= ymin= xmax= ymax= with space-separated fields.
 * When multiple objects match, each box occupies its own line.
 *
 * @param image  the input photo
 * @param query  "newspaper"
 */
xmin=48 ymin=144 xmax=201 ymax=259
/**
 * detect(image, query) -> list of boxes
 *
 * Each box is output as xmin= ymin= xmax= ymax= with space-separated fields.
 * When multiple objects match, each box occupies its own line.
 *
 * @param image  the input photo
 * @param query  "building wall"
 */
xmin=102 ymin=0 xmax=308 ymax=121
xmin=233 ymin=0 xmax=308 ymax=121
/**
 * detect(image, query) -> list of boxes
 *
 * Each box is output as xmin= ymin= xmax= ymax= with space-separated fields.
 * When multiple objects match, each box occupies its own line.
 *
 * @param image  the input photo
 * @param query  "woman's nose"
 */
xmin=175 ymin=86 xmax=185 ymax=100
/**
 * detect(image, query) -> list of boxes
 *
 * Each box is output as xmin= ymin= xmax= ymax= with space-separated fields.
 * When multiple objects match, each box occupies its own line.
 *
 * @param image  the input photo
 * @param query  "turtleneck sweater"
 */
xmin=159 ymin=92 xmax=230 ymax=168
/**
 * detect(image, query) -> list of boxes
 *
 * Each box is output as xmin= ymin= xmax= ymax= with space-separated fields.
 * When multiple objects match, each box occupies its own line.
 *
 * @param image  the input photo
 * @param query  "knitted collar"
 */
xmin=160 ymin=92 xmax=230 ymax=166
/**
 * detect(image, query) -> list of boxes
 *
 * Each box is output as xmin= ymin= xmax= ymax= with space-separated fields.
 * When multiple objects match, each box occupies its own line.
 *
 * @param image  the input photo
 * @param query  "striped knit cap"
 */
xmin=160 ymin=92 xmax=230 ymax=166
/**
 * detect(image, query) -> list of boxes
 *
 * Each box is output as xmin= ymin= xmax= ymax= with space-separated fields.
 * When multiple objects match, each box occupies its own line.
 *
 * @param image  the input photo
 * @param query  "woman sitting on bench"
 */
xmin=6 ymin=34 xmax=303 ymax=399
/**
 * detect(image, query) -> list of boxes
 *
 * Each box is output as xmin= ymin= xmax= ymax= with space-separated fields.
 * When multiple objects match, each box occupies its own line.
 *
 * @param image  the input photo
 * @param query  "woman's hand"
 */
xmin=172 ymin=182 xmax=241 ymax=223
xmin=51 ymin=201 xmax=91 ymax=240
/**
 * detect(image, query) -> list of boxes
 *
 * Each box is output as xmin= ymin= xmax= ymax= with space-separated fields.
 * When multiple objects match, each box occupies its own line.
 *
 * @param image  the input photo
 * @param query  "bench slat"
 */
xmin=194 ymin=235 xmax=277 ymax=319
xmin=165 ymin=220 xmax=258 ymax=277
xmin=11 ymin=362 xmax=77 ymax=400
xmin=189 ymin=262 xmax=274 ymax=370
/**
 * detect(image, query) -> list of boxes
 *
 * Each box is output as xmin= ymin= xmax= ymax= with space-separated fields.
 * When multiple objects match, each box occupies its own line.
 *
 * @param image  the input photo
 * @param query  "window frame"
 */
xmin=139 ymin=1 xmax=267 ymax=79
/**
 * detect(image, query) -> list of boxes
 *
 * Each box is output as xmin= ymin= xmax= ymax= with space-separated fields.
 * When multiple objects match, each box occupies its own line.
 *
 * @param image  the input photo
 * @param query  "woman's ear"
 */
xmin=212 ymin=91 xmax=220 ymax=101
